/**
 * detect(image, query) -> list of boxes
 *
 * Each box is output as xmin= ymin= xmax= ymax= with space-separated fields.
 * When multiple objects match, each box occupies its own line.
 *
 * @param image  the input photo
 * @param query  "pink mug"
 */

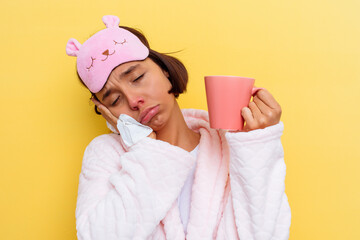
xmin=204 ymin=76 xmax=262 ymax=130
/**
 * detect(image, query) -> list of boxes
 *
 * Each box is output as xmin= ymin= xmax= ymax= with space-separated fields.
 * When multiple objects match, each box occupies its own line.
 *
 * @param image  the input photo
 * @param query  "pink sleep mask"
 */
xmin=66 ymin=15 xmax=149 ymax=93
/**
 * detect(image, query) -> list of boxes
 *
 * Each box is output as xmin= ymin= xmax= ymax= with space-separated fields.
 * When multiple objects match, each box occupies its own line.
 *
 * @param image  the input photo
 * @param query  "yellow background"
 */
xmin=1 ymin=0 xmax=359 ymax=239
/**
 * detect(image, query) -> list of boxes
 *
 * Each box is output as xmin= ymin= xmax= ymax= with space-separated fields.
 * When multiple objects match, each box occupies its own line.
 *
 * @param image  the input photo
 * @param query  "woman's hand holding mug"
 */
xmin=204 ymin=76 xmax=282 ymax=132
xmin=241 ymin=88 xmax=282 ymax=132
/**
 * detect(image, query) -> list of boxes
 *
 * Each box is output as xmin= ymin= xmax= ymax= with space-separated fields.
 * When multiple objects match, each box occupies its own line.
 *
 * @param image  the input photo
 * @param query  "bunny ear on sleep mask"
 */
xmin=102 ymin=15 xmax=120 ymax=28
xmin=66 ymin=15 xmax=149 ymax=93
xmin=66 ymin=38 xmax=82 ymax=57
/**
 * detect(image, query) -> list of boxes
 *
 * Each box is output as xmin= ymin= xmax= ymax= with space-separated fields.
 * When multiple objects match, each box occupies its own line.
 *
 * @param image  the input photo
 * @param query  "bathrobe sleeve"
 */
xmin=225 ymin=122 xmax=291 ymax=240
xmin=75 ymin=134 xmax=195 ymax=240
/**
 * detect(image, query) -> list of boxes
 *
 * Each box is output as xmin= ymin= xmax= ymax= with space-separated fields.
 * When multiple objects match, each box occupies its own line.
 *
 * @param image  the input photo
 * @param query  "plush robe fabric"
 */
xmin=75 ymin=109 xmax=291 ymax=239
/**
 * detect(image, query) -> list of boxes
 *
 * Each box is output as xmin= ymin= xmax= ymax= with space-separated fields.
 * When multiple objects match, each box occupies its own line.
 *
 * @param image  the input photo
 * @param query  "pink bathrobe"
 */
xmin=75 ymin=109 xmax=291 ymax=240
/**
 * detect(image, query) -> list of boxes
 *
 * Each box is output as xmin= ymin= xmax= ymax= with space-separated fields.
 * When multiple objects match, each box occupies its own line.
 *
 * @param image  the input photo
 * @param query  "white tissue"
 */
xmin=106 ymin=121 xmax=119 ymax=133
xmin=116 ymin=114 xmax=153 ymax=147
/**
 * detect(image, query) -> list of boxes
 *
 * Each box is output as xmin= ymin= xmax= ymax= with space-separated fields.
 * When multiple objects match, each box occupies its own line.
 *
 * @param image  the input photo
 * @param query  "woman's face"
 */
xmin=95 ymin=58 xmax=176 ymax=131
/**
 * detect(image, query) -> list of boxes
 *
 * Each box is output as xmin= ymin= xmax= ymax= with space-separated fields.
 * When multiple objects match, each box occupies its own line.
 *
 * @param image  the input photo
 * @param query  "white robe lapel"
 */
xmin=185 ymin=117 xmax=230 ymax=239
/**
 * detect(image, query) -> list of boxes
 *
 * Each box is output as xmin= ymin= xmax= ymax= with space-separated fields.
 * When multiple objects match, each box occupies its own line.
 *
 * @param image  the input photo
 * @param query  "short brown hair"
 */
xmin=77 ymin=26 xmax=188 ymax=115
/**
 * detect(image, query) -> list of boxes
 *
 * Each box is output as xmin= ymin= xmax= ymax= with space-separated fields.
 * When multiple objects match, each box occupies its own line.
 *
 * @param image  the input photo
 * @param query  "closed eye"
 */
xmin=86 ymin=57 xmax=96 ymax=70
xmin=111 ymin=96 xmax=121 ymax=106
xmin=133 ymin=74 xmax=144 ymax=82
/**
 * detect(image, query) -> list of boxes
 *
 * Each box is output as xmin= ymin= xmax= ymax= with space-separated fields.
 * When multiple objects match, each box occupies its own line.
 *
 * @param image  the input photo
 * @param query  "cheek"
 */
xmin=149 ymin=78 xmax=173 ymax=98
xmin=109 ymin=105 xmax=132 ymax=119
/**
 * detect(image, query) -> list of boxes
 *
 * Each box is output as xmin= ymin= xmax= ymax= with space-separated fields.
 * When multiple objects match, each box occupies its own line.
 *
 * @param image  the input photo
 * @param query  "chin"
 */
xmin=148 ymin=121 xmax=164 ymax=132
xmin=148 ymin=114 xmax=167 ymax=132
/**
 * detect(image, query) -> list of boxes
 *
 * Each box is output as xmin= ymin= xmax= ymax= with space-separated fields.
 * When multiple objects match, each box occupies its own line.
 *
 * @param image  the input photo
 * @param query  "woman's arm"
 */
xmin=225 ymin=89 xmax=290 ymax=239
xmin=226 ymin=122 xmax=291 ymax=240
xmin=76 ymin=135 xmax=195 ymax=240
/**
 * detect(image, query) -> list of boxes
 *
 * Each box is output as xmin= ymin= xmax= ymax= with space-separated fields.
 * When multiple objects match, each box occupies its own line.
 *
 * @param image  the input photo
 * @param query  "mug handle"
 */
xmin=252 ymin=87 xmax=264 ymax=96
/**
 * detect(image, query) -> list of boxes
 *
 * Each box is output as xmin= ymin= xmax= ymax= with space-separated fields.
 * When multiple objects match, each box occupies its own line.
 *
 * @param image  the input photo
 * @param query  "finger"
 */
xmin=148 ymin=131 xmax=157 ymax=139
xmin=92 ymin=98 xmax=118 ymax=125
xmin=253 ymin=95 xmax=272 ymax=115
xmin=91 ymin=98 xmax=105 ymax=115
xmin=241 ymin=107 xmax=255 ymax=128
xmin=99 ymin=105 xmax=118 ymax=125
xmin=248 ymin=101 xmax=262 ymax=119
xmin=92 ymin=98 xmax=107 ymax=116
xmin=91 ymin=97 xmax=102 ymax=107
xmin=254 ymin=89 xmax=280 ymax=109
xmin=241 ymin=107 xmax=254 ymax=132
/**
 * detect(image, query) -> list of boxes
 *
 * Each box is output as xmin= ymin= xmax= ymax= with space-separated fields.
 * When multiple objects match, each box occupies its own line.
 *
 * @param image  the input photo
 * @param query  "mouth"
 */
xmin=139 ymin=105 xmax=160 ymax=124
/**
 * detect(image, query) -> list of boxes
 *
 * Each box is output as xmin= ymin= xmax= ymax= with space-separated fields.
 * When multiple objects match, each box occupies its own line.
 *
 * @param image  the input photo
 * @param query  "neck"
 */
xmin=156 ymin=102 xmax=200 ymax=152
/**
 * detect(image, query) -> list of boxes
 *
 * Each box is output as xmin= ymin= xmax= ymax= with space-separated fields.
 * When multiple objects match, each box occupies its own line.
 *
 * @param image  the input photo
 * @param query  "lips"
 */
xmin=139 ymin=105 xmax=160 ymax=124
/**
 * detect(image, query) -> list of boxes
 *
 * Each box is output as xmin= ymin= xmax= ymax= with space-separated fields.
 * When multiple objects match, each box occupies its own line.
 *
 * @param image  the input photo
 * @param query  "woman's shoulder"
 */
xmin=84 ymin=133 xmax=126 ymax=159
xmin=79 ymin=133 xmax=126 ymax=177
xmin=88 ymin=133 xmax=121 ymax=146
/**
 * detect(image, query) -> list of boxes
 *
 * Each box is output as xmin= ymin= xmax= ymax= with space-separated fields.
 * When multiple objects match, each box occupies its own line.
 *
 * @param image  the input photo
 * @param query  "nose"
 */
xmin=102 ymin=49 xmax=109 ymax=56
xmin=127 ymin=93 xmax=144 ymax=111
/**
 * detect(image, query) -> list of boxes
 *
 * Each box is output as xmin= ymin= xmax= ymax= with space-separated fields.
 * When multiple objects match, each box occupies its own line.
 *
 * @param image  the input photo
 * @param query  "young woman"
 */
xmin=67 ymin=15 xmax=291 ymax=240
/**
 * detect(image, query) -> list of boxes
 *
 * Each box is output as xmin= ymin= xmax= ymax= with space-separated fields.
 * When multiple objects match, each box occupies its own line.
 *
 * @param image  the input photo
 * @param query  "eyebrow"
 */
xmin=102 ymin=64 xmax=140 ymax=101
xmin=102 ymin=89 xmax=112 ymax=101
xmin=120 ymin=64 xmax=139 ymax=79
